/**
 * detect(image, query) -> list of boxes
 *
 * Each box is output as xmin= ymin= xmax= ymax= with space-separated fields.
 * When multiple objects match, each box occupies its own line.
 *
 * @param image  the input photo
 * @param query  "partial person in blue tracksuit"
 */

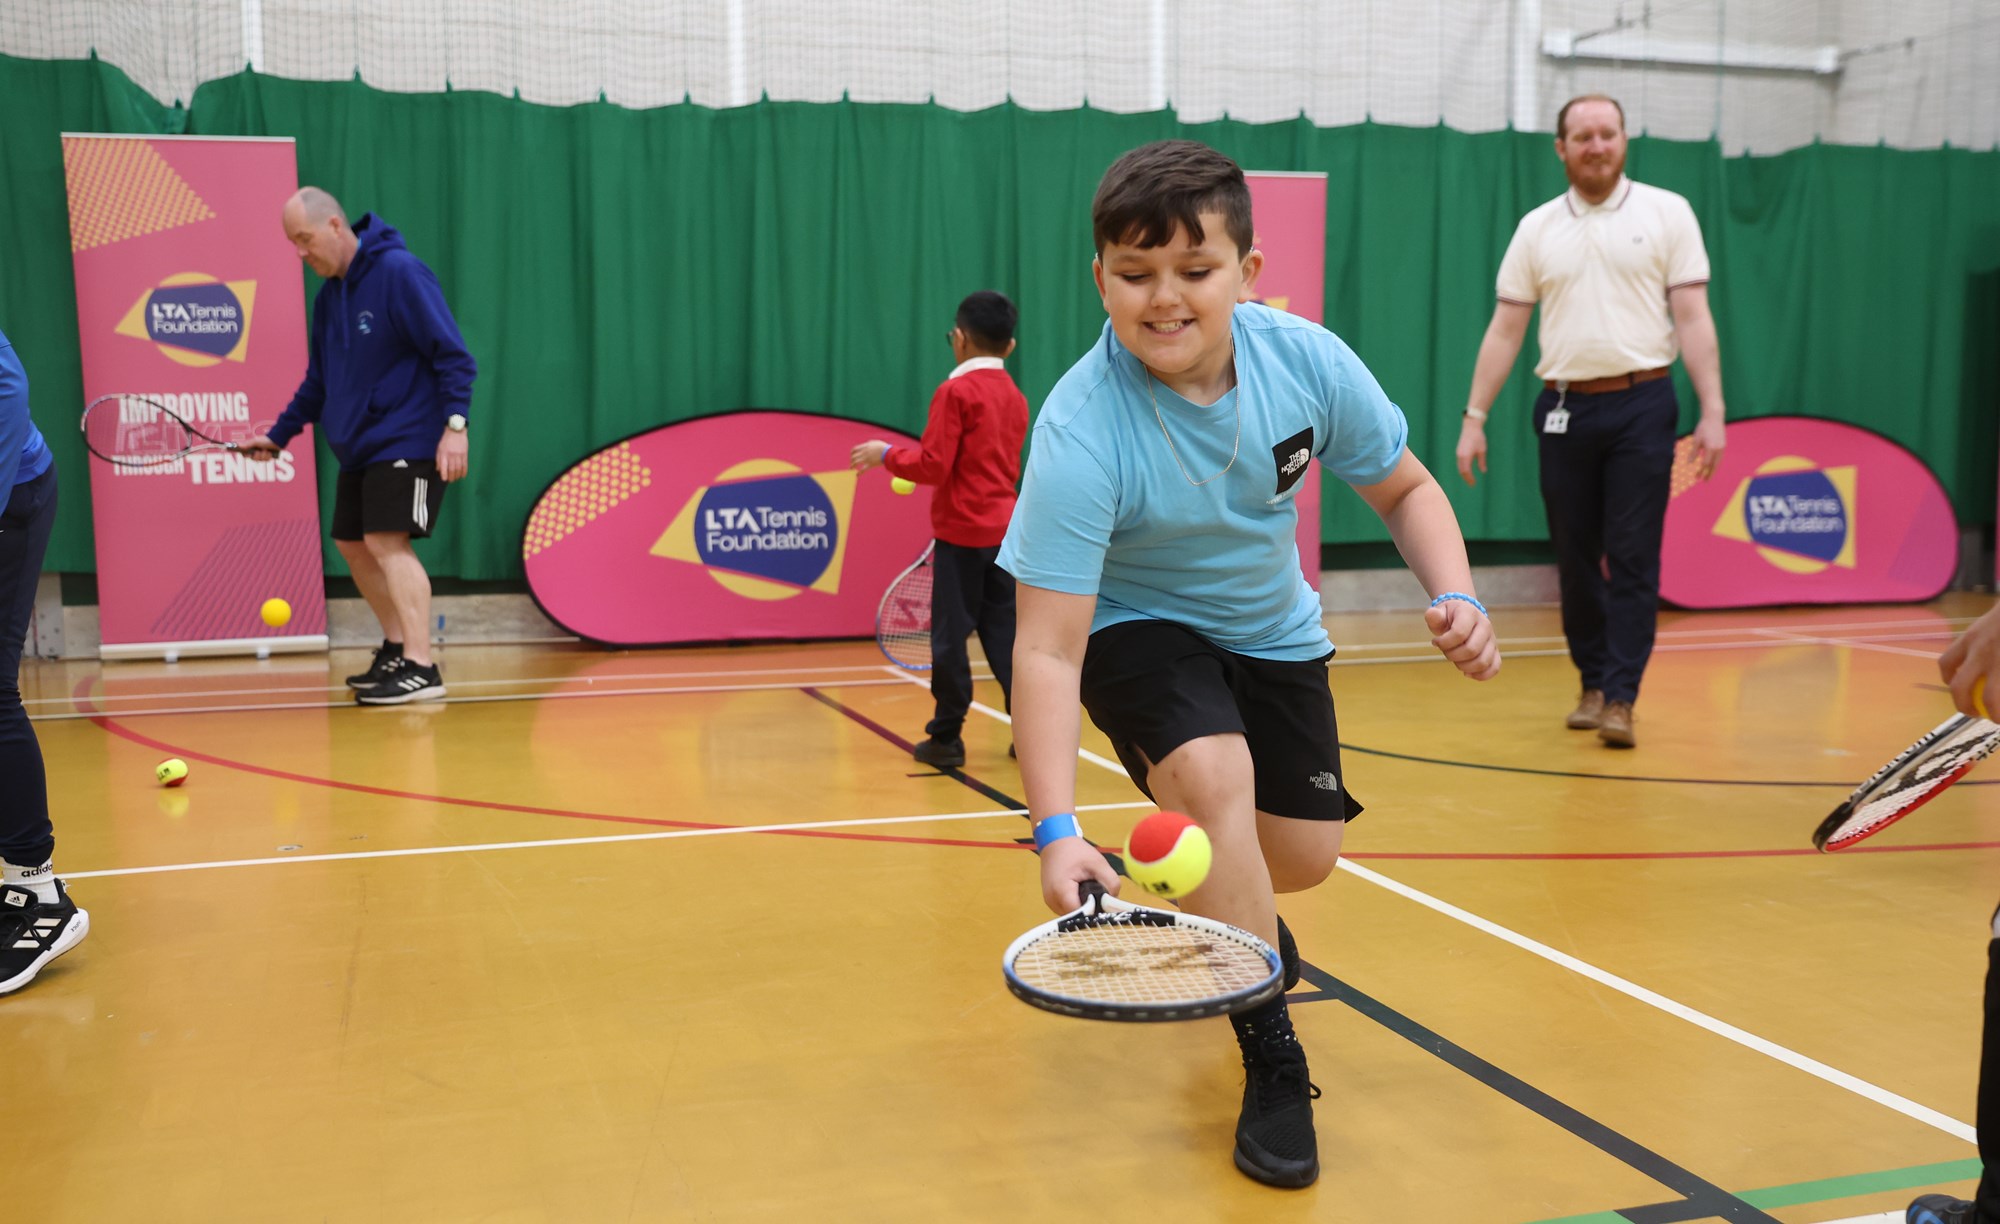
xmin=0 ymin=326 xmax=90 ymax=996
xmin=247 ymin=188 xmax=478 ymax=706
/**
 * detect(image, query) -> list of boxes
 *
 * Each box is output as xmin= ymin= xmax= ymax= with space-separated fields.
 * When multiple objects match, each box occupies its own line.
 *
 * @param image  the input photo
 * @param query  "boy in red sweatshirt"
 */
xmin=851 ymin=291 xmax=1029 ymax=767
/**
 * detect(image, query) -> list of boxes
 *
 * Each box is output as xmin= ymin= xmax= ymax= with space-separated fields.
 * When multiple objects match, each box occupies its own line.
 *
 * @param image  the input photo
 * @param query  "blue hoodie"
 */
xmin=269 ymin=214 xmax=477 ymax=471
xmin=0 ymin=328 xmax=54 ymax=493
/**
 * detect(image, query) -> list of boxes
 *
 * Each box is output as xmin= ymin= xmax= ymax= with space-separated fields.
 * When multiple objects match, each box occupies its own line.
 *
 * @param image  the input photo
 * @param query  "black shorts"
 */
xmin=1078 ymin=619 xmax=1363 ymax=823
xmin=331 ymin=459 xmax=446 ymax=541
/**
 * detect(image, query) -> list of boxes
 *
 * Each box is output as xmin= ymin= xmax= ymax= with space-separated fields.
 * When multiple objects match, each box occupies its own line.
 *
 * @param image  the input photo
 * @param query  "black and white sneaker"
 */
xmin=345 ymin=639 xmax=405 ymax=689
xmin=0 ymin=880 xmax=89 ymax=996
xmin=354 ymin=658 xmax=446 ymax=705
xmin=1234 ymin=1031 xmax=1322 ymax=1188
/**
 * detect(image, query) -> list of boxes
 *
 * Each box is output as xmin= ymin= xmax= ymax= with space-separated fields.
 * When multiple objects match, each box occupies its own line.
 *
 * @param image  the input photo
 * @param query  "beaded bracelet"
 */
xmin=1429 ymin=591 xmax=1489 ymax=617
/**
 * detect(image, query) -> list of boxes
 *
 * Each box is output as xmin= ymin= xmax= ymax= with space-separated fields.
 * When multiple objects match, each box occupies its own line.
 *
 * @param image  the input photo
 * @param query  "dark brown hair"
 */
xmin=1091 ymin=140 xmax=1254 ymax=257
xmin=1556 ymin=94 xmax=1626 ymax=139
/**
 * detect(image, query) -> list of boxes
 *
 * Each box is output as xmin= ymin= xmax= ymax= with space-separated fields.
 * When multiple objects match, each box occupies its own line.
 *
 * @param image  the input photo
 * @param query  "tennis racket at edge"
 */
xmin=1003 ymin=881 xmax=1283 ymax=1022
xmin=1812 ymin=712 xmax=2000 ymax=851
xmin=875 ymin=541 xmax=934 ymax=670
xmin=81 ymin=393 xmax=252 ymax=467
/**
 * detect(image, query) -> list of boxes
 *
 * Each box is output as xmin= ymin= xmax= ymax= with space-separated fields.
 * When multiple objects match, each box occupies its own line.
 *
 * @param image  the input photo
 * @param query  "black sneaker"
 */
xmin=0 ymin=879 xmax=89 ymax=996
xmin=1234 ymin=1032 xmax=1322 ymax=1188
xmin=912 ymin=737 xmax=965 ymax=768
xmin=1907 ymin=1194 xmax=1975 ymax=1224
xmin=1276 ymin=915 xmax=1300 ymax=991
xmin=355 ymin=658 xmax=447 ymax=705
xmin=346 ymin=640 xmax=404 ymax=689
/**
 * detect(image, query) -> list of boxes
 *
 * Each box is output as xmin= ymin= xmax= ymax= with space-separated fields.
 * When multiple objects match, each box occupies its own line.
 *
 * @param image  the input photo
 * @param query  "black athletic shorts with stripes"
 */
xmin=1078 ymin=619 xmax=1363 ymax=823
xmin=331 ymin=458 xmax=446 ymax=541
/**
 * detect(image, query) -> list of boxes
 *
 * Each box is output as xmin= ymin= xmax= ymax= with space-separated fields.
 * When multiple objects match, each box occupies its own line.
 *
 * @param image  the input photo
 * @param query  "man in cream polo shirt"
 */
xmin=1455 ymin=94 xmax=1727 ymax=748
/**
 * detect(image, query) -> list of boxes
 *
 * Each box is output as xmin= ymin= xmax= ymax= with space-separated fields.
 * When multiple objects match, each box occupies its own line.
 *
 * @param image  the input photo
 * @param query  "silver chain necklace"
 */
xmin=1147 ymin=350 xmax=1242 ymax=487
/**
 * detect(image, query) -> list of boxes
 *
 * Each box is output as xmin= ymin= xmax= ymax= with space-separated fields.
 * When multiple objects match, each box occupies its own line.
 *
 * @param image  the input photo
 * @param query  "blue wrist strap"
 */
xmin=1429 ymin=591 xmax=1489 ymax=617
xmin=1032 ymin=813 xmax=1082 ymax=850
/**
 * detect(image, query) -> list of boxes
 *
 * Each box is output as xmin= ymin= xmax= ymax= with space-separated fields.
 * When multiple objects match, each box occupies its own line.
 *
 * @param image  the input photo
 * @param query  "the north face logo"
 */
xmin=1281 ymin=448 xmax=1310 ymax=476
xmin=1308 ymin=771 xmax=1340 ymax=792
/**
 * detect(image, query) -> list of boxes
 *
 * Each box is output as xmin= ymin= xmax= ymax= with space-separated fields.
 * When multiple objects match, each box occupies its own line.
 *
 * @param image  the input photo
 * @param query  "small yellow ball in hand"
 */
xmin=891 ymin=477 xmax=916 ymax=495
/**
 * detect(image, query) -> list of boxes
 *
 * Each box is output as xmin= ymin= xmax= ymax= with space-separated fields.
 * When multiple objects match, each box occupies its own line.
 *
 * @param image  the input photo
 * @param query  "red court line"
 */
xmin=80 ymin=695 xmax=1028 ymax=854
xmin=77 ymin=689 xmax=1995 ymax=863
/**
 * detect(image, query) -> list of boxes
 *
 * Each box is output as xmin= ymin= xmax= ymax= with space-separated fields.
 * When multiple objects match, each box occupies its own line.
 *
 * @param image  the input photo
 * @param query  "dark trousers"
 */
xmin=1981 ymin=934 xmax=2000 ymax=1220
xmin=926 ymin=541 xmax=1015 ymax=741
xmin=0 ymin=465 xmax=56 ymax=867
xmin=1535 ymin=377 xmax=1677 ymax=705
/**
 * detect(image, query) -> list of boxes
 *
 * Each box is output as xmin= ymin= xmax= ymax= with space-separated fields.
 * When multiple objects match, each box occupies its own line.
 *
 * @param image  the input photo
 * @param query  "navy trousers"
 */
xmin=0 ymin=465 xmax=56 ymax=867
xmin=1534 ymin=377 xmax=1677 ymax=705
xmin=1981 ymin=934 xmax=1999 ymax=1220
xmin=926 ymin=541 xmax=1015 ymax=741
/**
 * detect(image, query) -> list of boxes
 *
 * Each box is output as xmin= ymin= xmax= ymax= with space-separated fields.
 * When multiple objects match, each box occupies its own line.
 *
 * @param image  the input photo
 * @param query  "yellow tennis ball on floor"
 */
xmin=1125 ymin=810 xmax=1212 ymax=899
xmin=156 ymin=758 xmax=189 ymax=787
xmin=890 ymin=477 xmax=916 ymax=495
xmin=260 ymin=597 xmax=292 ymax=628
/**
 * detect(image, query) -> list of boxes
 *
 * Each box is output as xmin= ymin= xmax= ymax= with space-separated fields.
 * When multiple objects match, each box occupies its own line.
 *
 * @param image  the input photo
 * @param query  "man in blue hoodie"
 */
xmin=0 ymin=327 xmax=90 ymax=995
xmin=248 ymin=188 xmax=477 ymax=705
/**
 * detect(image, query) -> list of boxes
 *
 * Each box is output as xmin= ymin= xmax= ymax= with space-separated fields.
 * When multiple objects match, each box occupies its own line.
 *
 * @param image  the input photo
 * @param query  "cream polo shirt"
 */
xmin=1495 ymin=177 xmax=1710 ymax=382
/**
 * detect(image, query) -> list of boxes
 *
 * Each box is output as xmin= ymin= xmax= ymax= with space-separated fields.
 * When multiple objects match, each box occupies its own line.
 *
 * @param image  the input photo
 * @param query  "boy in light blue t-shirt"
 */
xmin=999 ymin=140 xmax=1501 ymax=1189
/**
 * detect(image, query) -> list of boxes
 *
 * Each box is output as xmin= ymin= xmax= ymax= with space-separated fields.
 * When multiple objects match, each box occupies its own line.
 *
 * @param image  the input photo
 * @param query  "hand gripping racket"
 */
xmin=1812 ymin=713 xmax=2000 ymax=851
xmin=81 ymin=393 xmax=251 ymax=467
xmin=875 ymin=542 xmax=934 ymax=670
xmin=1003 ymin=881 xmax=1282 ymax=1022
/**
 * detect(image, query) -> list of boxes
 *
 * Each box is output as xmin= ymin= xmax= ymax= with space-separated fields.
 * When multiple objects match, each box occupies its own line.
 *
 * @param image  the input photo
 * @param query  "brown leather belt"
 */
xmin=1544 ymin=366 xmax=1670 ymax=395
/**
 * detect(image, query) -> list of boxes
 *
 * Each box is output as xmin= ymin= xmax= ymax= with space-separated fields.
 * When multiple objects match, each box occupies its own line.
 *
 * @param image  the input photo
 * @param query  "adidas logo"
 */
xmin=1308 ymin=771 xmax=1340 ymax=792
xmin=3 ymin=890 xmax=26 ymax=908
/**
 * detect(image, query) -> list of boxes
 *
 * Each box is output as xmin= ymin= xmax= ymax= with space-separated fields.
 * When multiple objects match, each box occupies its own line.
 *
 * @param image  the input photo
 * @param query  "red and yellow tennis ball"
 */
xmin=155 ymin=758 xmax=189 ymax=787
xmin=890 ymin=476 xmax=916 ymax=495
xmin=260 ymin=597 xmax=292 ymax=628
xmin=1126 ymin=810 xmax=1212 ymax=899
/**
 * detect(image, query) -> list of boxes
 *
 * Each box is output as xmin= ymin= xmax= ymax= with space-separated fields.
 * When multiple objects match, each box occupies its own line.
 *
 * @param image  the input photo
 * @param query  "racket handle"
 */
xmin=1078 ymin=879 xmax=1107 ymax=914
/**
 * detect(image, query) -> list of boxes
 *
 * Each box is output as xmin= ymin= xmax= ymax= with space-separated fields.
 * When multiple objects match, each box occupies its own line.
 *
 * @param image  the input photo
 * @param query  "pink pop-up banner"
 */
xmin=62 ymin=134 xmax=326 ymax=659
xmin=1246 ymin=172 xmax=1329 ymax=585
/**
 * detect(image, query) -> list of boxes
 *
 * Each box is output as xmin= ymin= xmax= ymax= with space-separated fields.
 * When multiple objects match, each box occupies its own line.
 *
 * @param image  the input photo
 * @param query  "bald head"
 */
xmin=282 ymin=187 xmax=358 ymax=278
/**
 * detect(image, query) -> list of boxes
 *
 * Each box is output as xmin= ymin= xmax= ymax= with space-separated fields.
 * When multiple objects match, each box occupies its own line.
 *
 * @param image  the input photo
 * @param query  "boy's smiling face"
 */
xmin=1093 ymin=211 xmax=1262 ymax=396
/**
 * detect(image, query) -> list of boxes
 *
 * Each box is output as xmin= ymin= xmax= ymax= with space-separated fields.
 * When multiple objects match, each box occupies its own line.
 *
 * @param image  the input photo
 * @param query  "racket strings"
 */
xmin=1823 ymin=718 xmax=2000 ymax=847
xmin=1011 ymin=920 xmax=1273 ymax=1007
xmin=83 ymin=395 xmax=195 ymax=465
xmin=878 ymin=567 xmax=932 ymax=666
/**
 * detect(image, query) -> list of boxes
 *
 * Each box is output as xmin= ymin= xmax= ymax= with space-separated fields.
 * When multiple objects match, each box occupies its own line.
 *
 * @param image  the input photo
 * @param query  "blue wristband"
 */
xmin=1032 ymin=813 xmax=1082 ymax=850
xmin=1429 ymin=591 xmax=1488 ymax=617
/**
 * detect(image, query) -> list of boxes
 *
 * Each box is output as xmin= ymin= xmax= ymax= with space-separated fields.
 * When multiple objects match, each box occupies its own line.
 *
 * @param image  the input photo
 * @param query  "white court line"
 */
xmin=878 ymin=666 xmax=1132 ymax=776
xmin=63 ymin=799 xmax=1154 ymax=881
xmin=1751 ymin=628 xmax=1945 ymax=661
xmin=28 ymin=675 xmax=917 ymax=723
xmin=1815 ymin=1214 xmax=1899 ymax=1223
xmin=1012 ymin=699 xmax=1979 ymax=1144
xmin=1336 ymin=859 xmax=1975 ymax=1142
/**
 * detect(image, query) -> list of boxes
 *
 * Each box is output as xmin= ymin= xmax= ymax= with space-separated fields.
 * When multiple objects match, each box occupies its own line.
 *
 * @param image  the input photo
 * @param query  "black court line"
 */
xmin=1341 ymin=741 xmax=2000 ymax=789
xmin=1287 ymin=962 xmax=1780 ymax=1222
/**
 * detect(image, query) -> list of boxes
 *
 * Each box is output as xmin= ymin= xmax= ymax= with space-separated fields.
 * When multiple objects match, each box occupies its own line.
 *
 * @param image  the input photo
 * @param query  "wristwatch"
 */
xmin=445 ymin=413 xmax=468 ymax=432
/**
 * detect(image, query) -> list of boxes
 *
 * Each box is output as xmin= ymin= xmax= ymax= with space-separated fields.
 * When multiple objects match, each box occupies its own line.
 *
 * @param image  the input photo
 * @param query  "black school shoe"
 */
xmin=1234 ymin=1031 xmax=1323 ymax=1188
xmin=355 ymin=658 xmax=447 ymax=705
xmin=0 ymin=880 xmax=90 ymax=996
xmin=911 ymin=737 xmax=965 ymax=768
xmin=346 ymin=640 xmax=405 ymax=689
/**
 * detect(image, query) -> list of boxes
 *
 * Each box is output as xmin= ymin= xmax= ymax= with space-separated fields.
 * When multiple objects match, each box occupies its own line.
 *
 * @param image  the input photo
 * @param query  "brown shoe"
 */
xmin=1598 ymin=700 xmax=1635 ymax=748
xmin=1566 ymin=689 xmax=1606 ymax=730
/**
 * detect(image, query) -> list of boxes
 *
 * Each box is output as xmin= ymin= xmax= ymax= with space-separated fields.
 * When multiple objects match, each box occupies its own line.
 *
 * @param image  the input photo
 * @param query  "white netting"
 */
xmin=3 ymin=0 xmax=1997 ymax=153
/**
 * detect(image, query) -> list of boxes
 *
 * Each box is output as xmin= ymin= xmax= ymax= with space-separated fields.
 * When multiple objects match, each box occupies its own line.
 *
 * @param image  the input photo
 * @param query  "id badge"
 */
xmin=1543 ymin=406 xmax=1571 ymax=435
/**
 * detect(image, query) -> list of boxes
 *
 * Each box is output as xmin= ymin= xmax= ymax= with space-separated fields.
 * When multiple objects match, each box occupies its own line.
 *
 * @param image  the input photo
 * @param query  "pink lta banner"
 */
xmin=62 ymin=134 xmax=326 ymax=659
xmin=1661 ymin=415 xmax=1957 ymax=609
xmin=1246 ymin=171 xmax=1328 ymax=586
xmin=523 ymin=411 xmax=935 ymax=646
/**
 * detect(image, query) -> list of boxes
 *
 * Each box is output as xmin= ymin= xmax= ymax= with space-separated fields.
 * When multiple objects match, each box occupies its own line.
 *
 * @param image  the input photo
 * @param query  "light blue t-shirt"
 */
xmin=998 ymin=302 xmax=1408 ymax=660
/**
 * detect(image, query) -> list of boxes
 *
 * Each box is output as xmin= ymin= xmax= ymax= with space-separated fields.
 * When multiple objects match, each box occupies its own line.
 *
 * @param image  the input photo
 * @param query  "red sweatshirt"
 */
xmin=882 ymin=359 xmax=1028 ymax=548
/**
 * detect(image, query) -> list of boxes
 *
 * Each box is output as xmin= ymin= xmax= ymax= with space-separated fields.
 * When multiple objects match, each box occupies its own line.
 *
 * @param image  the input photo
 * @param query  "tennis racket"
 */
xmin=1003 ymin=881 xmax=1282 ymax=1022
xmin=1812 ymin=713 xmax=2000 ymax=851
xmin=875 ymin=542 xmax=934 ymax=670
xmin=81 ymin=393 xmax=251 ymax=467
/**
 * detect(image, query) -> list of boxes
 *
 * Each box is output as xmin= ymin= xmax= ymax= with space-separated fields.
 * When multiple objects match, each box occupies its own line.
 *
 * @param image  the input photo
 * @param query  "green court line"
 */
xmin=1524 ymin=1157 xmax=1981 ymax=1223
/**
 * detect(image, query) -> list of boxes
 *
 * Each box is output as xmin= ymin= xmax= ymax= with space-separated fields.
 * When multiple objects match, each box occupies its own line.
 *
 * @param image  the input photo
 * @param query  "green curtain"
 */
xmin=7 ymin=54 xmax=1999 ymax=579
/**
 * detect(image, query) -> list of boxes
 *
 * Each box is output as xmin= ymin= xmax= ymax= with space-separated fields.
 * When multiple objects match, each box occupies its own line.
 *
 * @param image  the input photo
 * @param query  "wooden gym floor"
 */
xmin=8 ymin=596 xmax=1995 ymax=1222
